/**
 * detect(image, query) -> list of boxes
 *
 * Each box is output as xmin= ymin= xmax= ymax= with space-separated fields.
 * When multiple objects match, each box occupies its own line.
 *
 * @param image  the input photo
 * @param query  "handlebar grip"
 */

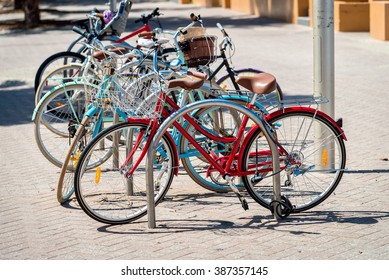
xmin=95 ymin=13 xmax=105 ymax=18
xmin=153 ymin=7 xmax=160 ymax=16
xmin=216 ymin=22 xmax=228 ymax=37
xmin=190 ymin=13 xmax=198 ymax=22
xmin=72 ymin=26 xmax=90 ymax=39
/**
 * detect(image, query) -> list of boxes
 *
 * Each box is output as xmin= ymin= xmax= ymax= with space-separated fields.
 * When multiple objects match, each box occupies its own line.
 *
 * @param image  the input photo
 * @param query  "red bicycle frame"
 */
xmin=121 ymin=92 xmax=254 ymax=179
xmin=114 ymin=23 xmax=152 ymax=44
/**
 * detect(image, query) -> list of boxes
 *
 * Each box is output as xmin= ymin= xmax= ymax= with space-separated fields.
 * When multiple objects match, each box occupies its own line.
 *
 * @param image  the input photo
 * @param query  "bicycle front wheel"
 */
xmin=74 ymin=121 xmax=176 ymax=224
xmin=34 ymin=51 xmax=85 ymax=91
xmin=57 ymin=112 xmax=122 ymax=204
xmin=241 ymin=109 xmax=346 ymax=212
xmin=35 ymin=63 xmax=85 ymax=104
xmin=33 ymin=83 xmax=92 ymax=168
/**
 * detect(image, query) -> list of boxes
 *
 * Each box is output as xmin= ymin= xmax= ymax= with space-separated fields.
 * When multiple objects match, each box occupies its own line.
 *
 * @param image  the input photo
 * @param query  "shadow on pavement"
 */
xmin=0 ymin=85 xmax=35 ymax=126
xmin=96 ymin=208 xmax=389 ymax=235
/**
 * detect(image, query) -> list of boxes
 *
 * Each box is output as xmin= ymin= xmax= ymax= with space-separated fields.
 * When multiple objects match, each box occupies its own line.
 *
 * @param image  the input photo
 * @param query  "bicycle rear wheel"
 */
xmin=74 ymin=121 xmax=176 ymax=224
xmin=241 ymin=109 xmax=346 ymax=212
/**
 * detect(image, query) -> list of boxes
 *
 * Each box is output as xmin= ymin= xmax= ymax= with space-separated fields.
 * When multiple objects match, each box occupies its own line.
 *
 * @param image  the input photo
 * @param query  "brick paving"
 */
xmin=1 ymin=1 xmax=389 ymax=261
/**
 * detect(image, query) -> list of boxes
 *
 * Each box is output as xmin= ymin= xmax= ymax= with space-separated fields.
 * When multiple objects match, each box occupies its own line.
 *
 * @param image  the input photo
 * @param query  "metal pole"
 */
xmin=313 ymin=0 xmax=334 ymax=117
xmin=313 ymin=0 xmax=335 ymax=170
xmin=109 ymin=0 xmax=117 ymax=12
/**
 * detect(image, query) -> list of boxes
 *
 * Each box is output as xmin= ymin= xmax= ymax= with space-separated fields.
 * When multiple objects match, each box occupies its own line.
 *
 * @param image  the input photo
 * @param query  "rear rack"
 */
xmin=214 ymin=89 xmax=329 ymax=112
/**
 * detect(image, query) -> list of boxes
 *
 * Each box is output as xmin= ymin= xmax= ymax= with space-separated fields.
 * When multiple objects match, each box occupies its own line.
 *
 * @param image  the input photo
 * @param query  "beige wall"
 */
xmin=370 ymin=1 xmax=389 ymax=40
xmin=185 ymin=0 xmax=389 ymax=40
xmin=230 ymin=0 xmax=296 ymax=22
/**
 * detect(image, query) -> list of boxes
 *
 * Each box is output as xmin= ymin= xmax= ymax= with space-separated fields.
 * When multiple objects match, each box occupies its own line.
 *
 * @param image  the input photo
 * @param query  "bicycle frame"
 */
xmin=207 ymin=51 xmax=242 ymax=90
xmin=115 ymin=23 xmax=152 ymax=44
xmin=121 ymin=91 xmax=257 ymax=179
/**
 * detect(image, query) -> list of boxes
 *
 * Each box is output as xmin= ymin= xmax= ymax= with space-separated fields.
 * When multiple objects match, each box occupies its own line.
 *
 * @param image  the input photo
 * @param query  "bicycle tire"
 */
xmin=56 ymin=115 xmax=93 ymax=204
xmin=34 ymin=51 xmax=86 ymax=91
xmin=241 ymin=109 xmax=346 ymax=212
xmin=66 ymin=35 xmax=86 ymax=53
xmin=74 ymin=121 xmax=176 ymax=224
xmin=57 ymin=113 xmax=119 ymax=204
xmin=35 ymin=63 xmax=86 ymax=105
xmin=33 ymin=83 xmax=94 ymax=168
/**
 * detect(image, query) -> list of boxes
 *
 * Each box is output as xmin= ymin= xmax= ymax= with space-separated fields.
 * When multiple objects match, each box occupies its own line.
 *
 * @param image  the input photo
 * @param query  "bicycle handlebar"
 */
xmin=134 ymin=7 xmax=161 ymax=24
xmin=72 ymin=26 xmax=94 ymax=40
xmin=216 ymin=22 xmax=228 ymax=37
xmin=216 ymin=22 xmax=233 ymax=51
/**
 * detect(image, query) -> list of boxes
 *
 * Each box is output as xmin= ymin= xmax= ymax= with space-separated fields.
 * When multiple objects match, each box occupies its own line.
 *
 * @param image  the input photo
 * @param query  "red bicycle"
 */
xmin=72 ymin=66 xmax=346 ymax=224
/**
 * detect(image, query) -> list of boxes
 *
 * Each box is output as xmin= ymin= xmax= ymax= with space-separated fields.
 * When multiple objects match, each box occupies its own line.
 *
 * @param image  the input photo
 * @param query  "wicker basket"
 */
xmin=178 ymin=27 xmax=217 ymax=68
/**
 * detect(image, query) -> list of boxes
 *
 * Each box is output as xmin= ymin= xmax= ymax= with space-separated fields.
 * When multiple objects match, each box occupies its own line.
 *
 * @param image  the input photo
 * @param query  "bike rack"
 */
xmin=145 ymin=99 xmax=282 ymax=228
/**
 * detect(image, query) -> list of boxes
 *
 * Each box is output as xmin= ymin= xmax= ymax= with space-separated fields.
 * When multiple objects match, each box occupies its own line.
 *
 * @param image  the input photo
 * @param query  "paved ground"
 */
xmin=1 ymin=0 xmax=389 ymax=262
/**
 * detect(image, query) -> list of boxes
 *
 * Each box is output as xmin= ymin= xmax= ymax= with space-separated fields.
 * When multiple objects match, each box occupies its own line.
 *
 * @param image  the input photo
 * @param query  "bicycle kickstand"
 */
xmin=224 ymin=175 xmax=249 ymax=210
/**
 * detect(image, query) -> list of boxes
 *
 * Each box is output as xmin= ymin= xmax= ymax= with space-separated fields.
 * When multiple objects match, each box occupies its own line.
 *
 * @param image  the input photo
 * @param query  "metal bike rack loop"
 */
xmin=145 ymin=99 xmax=282 ymax=229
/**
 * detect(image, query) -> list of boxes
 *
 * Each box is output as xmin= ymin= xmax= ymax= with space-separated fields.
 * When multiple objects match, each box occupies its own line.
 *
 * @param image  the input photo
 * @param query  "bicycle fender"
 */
xmin=265 ymin=107 xmax=347 ymax=141
xmin=126 ymin=118 xmax=179 ymax=176
xmin=237 ymin=106 xmax=347 ymax=168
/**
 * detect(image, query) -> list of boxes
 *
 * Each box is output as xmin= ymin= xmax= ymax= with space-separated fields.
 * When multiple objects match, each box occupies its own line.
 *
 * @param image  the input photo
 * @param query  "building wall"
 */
xmin=186 ymin=0 xmax=389 ymax=41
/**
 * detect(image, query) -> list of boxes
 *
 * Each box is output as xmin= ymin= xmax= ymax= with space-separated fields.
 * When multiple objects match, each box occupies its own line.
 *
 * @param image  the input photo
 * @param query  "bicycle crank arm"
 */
xmin=225 ymin=175 xmax=249 ymax=210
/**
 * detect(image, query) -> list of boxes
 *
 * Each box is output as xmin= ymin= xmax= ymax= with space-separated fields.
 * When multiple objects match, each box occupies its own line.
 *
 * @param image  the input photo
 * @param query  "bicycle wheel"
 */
xmin=34 ymin=51 xmax=85 ymax=91
xmin=74 ymin=121 xmax=176 ymax=224
xmin=35 ymin=63 xmax=85 ymax=104
xmin=179 ymin=102 xmax=247 ymax=193
xmin=216 ymin=68 xmax=284 ymax=100
xmin=241 ymin=109 xmax=346 ymax=212
xmin=33 ymin=83 xmax=95 ymax=168
xmin=179 ymin=96 xmax=270 ymax=193
xmin=57 ymin=116 xmax=93 ymax=203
